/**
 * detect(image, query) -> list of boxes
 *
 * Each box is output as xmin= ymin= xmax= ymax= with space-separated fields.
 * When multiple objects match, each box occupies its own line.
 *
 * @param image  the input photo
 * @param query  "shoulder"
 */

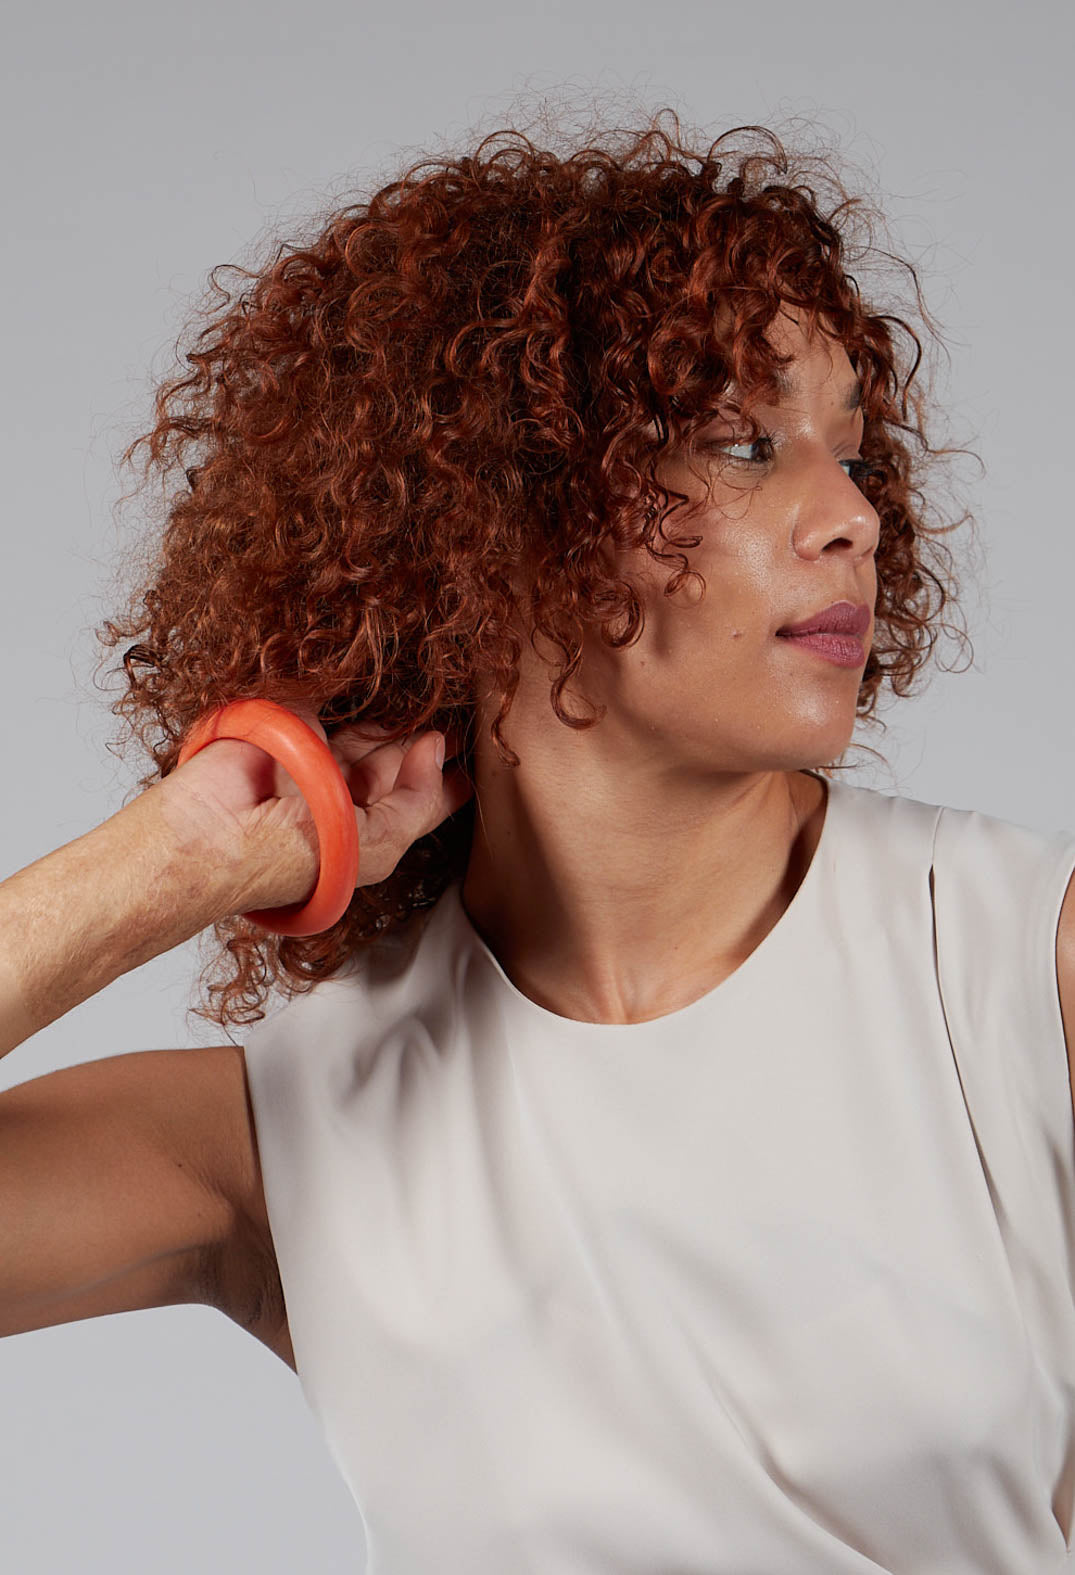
xmin=1055 ymin=868 xmax=1075 ymax=1095
xmin=950 ymin=807 xmax=1075 ymax=1128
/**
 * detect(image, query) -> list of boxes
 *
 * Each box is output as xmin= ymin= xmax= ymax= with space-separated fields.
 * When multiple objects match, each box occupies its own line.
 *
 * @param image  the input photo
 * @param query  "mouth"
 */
xmin=777 ymin=600 xmax=872 ymax=639
xmin=776 ymin=625 xmax=867 ymax=670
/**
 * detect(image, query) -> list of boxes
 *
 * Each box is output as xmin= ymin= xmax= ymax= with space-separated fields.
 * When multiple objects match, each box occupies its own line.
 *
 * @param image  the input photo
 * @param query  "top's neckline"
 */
xmin=445 ymin=770 xmax=842 ymax=1038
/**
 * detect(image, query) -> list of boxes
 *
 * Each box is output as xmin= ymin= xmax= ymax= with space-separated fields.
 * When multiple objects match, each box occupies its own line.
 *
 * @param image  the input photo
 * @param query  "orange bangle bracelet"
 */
xmin=175 ymin=698 xmax=360 ymax=937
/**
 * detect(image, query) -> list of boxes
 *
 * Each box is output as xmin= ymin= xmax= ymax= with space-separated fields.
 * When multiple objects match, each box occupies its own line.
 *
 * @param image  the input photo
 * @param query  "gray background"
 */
xmin=1 ymin=0 xmax=1071 ymax=1568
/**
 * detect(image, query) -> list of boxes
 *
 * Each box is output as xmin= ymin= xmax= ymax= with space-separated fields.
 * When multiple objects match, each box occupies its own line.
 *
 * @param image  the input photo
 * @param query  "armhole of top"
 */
xmin=1020 ymin=823 xmax=1075 ymax=1123
xmin=931 ymin=804 xmax=1075 ymax=1238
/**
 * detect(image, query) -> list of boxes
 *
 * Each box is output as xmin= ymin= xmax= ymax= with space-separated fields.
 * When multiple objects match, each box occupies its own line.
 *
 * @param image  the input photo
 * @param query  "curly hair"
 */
xmin=93 ymin=107 xmax=978 ymax=1036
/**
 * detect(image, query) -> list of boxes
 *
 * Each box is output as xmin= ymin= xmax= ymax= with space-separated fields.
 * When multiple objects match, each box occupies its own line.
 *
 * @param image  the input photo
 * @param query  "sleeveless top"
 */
xmin=242 ymin=773 xmax=1075 ymax=1572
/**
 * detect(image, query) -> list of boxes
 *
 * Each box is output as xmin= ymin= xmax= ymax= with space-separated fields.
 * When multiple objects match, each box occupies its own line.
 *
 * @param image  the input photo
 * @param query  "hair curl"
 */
xmin=94 ymin=106 xmax=978 ymax=1036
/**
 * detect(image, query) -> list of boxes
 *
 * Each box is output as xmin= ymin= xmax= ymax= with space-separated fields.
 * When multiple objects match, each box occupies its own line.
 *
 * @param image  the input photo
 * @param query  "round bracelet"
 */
xmin=175 ymin=698 xmax=360 ymax=937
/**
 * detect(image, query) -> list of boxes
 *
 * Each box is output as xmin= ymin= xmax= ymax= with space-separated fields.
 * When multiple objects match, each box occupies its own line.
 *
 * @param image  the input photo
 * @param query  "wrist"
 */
xmin=104 ymin=783 xmax=256 ymax=967
xmin=0 ymin=784 xmax=257 ymax=1058
xmin=226 ymin=800 xmax=322 ymax=916
xmin=151 ymin=774 xmax=320 ymax=922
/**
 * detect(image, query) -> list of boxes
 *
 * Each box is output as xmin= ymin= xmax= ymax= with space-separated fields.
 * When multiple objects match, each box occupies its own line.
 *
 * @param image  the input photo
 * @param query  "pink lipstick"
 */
xmin=776 ymin=601 xmax=870 ymax=669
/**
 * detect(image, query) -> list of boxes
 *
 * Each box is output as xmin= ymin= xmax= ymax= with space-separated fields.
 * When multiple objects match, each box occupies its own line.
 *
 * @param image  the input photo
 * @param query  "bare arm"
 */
xmin=0 ymin=767 xmax=316 ymax=1343
xmin=0 ymin=714 xmax=472 ymax=1060
xmin=0 ymin=776 xmax=314 ymax=1059
xmin=0 ymin=718 xmax=471 ymax=1345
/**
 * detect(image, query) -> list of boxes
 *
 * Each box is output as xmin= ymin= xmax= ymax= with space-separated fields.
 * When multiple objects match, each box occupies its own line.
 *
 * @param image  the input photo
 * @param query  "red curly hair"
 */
xmin=94 ymin=110 xmax=977 ymax=1035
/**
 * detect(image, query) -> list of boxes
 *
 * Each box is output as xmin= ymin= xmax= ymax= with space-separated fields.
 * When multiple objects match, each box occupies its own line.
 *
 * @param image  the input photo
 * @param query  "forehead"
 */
xmin=763 ymin=306 xmax=852 ymax=384
xmin=722 ymin=310 xmax=861 ymax=414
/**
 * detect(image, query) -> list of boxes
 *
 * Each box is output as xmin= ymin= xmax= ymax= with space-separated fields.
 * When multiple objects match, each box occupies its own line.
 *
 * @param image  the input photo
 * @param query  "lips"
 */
xmin=777 ymin=601 xmax=871 ymax=638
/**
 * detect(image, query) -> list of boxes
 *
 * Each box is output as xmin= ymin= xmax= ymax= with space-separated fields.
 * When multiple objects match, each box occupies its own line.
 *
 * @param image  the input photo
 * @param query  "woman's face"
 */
xmin=577 ymin=305 xmax=880 ymax=781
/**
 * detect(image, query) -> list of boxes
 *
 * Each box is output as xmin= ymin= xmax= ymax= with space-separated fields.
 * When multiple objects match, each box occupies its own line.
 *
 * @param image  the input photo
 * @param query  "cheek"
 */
xmin=634 ymin=605 xmax=771 ymax=678
xmin=619 ymin=521 xmax=777 ymax=657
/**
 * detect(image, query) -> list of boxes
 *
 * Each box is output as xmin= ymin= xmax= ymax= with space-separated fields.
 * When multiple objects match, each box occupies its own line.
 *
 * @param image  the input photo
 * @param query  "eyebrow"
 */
xmin=773 ymin=368 xmax=864 ymax=413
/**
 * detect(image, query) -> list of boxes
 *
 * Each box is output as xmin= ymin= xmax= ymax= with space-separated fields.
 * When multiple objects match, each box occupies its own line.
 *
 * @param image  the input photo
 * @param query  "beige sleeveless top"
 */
xmin=244 ymin=774 xmax=1075 ymax=1571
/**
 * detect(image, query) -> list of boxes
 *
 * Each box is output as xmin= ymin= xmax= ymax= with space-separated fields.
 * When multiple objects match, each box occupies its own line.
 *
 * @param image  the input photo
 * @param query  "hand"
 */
xmin=157 ymin=704 xmax=475 ymax=914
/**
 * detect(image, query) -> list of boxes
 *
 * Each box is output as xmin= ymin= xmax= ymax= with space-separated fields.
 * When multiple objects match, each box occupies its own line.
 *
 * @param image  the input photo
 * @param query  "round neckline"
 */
xmin=446 ymin=770 xmax=840 ymax=1038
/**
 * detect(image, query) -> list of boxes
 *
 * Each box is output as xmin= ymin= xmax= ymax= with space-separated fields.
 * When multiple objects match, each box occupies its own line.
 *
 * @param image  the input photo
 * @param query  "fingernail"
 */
xmin=434 ymin=733 xmax=445 ymax=769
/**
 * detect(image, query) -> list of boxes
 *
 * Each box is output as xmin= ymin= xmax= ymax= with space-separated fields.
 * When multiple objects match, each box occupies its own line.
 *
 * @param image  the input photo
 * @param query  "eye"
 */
xmin=703 ymin=436 xmax=775 ymax=466
xmin=704 ymin=436 xmax=870 ymax=484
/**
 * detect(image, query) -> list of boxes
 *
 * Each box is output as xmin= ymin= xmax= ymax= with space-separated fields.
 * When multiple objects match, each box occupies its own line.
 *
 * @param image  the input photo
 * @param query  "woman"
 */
xmin=3 ymin=113 xmax=1075 ymax=1571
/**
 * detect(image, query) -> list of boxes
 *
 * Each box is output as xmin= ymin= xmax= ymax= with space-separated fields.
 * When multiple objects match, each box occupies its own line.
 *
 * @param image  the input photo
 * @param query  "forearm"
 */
xmin=0 ymin=783 xmax=252 ymax=1059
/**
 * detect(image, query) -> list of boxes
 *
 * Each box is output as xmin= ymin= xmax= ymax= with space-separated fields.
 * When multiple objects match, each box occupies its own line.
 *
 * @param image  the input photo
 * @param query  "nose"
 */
xmin=791 ymin=450 xmax=880 ymax=563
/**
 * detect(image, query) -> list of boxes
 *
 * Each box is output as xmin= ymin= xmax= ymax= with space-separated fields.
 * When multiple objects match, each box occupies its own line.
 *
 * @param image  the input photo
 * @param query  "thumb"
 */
xmin=394 ymin=729 xmax=447 ymax=795
xmin=392 ymin=730 xmax=473 ymax=825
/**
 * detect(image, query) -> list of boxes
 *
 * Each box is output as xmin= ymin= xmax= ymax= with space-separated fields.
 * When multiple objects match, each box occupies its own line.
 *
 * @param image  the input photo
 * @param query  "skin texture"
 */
xmin=461 ymin=307 xmax=879 ymax=1025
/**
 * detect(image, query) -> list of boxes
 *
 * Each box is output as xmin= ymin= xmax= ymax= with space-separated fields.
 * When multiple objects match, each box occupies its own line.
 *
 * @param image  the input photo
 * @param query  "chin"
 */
xmin=758 ymin=714 xmax=859 ymax=775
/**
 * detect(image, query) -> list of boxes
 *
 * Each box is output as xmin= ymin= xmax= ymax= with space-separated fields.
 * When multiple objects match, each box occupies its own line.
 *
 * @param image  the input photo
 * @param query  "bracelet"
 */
xmin=175 ymin=698 xmax=360 ymax=937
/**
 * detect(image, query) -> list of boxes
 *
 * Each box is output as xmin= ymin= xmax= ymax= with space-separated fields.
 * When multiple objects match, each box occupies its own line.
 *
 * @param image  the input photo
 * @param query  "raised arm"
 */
xmin=0 ymin=763 xmax=314 ymax=1060
xmin=0 ymin=715 xmax=472 ymax=1346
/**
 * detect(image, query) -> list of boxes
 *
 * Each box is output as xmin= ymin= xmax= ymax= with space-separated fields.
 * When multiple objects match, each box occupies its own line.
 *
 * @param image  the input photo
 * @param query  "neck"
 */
xmin=460 ymin=745 xmax=827 ymax=1026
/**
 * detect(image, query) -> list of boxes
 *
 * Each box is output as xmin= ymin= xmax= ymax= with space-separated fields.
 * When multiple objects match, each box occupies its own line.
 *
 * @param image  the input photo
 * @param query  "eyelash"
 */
xmin=706 ymin=436 xmax=868 ymax=481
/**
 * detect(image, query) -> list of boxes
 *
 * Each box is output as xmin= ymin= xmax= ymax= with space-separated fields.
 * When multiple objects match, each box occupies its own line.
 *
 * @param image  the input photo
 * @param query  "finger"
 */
xmin=354 ymin=734 xmax=470 ymax=883
xmin=394 ymin=732 xmax=474 ymax=830
xmin=329 ymin=720 xmax=400 ymax=758
xmin=332 ymin=721 xmax=467 ymax=760
xmin=329 ymin=725 xmax=423 ymax=778
xmin=330 ymin=727 xmax=470 ymax=828
xmin=334 ymin=724 xmax=463 ymax=787
xmin=337 ymin=741 xmax=409 ymax=806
